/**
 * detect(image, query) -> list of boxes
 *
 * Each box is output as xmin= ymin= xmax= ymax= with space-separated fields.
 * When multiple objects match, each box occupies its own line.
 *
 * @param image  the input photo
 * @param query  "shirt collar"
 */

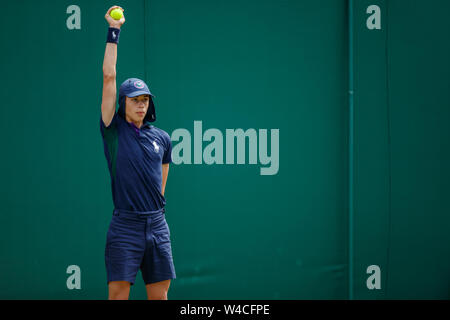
xmin=128 ymin=120 xmax=152 ymax=130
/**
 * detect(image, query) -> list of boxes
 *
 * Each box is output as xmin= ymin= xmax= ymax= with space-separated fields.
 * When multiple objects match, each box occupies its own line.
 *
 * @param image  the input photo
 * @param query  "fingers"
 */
xmin=105 ymin=6 xmax=126 ymax=25
xmin=107 ymin=5 xmax=124 ymax=14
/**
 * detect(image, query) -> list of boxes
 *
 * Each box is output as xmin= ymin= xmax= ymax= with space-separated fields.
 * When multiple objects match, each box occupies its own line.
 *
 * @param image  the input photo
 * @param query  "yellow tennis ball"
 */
xmin=110 ymin=8 xmax=123 ymax=20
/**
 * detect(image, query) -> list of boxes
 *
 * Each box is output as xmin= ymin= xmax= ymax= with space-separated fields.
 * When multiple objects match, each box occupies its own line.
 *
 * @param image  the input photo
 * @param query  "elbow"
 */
xmin=103 ymin=69 xmax=116 ymax=79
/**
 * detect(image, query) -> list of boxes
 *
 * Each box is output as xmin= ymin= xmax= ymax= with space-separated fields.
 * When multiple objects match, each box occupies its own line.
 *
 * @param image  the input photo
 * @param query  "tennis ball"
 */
xmin=110 ymin=8 xmax=123 ymax=20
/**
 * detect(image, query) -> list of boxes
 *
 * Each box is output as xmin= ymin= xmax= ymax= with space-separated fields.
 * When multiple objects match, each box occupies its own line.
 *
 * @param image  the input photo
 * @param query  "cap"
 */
xmin=118 ymin=78 xmax=156 ymax=122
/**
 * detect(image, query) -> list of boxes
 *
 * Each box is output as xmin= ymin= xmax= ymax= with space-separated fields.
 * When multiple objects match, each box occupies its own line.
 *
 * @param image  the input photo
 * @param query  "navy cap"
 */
xmin=118 ymin=78 xmax=156 ymax=122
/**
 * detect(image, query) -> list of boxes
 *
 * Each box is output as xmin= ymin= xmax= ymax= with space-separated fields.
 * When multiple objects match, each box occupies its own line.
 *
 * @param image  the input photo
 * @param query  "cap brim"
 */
xmin=126 ymin=90 xmax=155 ymax=98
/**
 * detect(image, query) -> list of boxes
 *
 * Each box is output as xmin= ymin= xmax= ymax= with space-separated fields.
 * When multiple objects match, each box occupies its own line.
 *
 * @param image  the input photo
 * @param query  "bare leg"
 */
xmin=108 ymin=281 xmax=131 ymax=300
xmin=145 ymin=279 xmax=171 ymax=300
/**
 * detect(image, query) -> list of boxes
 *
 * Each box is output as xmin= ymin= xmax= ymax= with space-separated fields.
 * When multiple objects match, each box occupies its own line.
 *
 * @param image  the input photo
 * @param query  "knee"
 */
xmin=148 ymin=290 xmax=168 ymax=300
xmin=146 ymin=279 xmax=171 ymax=300
xmin=109 ymin=293 xmax=129 ymax=300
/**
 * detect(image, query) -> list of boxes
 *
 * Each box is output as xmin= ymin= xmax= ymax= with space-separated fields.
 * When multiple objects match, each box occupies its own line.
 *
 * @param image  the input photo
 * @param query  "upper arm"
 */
xmin=101 ymin=75 xmax=117 ymax=127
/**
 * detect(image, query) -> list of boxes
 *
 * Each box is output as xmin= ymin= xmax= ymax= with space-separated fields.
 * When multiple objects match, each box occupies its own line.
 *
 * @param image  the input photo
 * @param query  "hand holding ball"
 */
xmin=110 ymin=8 xmax=124 ymax=20
xmin=105 ymin=6 xmax=125 ymax=29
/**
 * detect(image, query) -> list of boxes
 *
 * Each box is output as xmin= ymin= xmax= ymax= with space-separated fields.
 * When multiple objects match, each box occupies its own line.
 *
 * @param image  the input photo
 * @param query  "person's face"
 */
xmin=125 ymin=94 xmax=150 ymax=122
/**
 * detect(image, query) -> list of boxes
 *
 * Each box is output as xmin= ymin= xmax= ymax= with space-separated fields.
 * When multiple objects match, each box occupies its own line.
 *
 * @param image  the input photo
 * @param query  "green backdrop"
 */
xmin=0 ymin=0 xmax=448 ymax=299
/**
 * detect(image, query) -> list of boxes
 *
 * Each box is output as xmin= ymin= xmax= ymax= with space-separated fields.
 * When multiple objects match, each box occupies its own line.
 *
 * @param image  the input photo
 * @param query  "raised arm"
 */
xmin=101 ymin=6 xmax=125 ymax=127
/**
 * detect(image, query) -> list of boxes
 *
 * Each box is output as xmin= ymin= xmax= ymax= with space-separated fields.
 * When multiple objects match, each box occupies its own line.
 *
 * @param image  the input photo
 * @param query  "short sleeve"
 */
xmin=162 ymin=132 xmax=173 ymax=164
xmin=100 ymin=111 xmax=118 ymax=135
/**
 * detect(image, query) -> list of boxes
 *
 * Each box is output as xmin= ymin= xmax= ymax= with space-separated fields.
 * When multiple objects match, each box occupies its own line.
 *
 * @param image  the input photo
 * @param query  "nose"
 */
xmin=137 ymin=101 xmax=146 ymax=108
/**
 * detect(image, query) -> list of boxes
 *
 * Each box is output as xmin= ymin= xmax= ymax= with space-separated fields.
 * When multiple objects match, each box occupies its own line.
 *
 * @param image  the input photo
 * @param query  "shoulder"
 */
xmin=100 ymin=111 xmax=121 ymax=134
xmin=151 ymin=126 xmax=171 ymax=142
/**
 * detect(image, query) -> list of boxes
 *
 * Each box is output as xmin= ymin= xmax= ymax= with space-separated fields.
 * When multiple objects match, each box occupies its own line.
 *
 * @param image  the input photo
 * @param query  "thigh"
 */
xmin=145 ymin=279 xmax=171 ymax=300
xmin=105 ymin=215 xmax=146 ymax=285
xmin=140 ymin=215 xmax=176 ymax=284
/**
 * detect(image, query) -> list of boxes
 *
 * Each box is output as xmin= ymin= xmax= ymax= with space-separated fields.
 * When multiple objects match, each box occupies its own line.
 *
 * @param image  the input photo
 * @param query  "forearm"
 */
xmin=161 ymin=164 xmax=169 ymax=196
xmin=161 ymin=177 xmax=167 ymax=196
xmin=103 ymin=41 xmax=118 ymax=77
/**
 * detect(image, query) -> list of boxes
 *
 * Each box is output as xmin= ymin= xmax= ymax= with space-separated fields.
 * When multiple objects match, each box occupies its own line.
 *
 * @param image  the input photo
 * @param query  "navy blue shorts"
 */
xmin=105 ymin=208 xmax=176 ymax=285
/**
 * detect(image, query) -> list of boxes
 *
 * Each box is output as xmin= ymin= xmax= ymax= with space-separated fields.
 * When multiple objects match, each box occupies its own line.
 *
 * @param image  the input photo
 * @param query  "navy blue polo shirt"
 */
xmin=100 ymin=111 xmax=172 ymax=212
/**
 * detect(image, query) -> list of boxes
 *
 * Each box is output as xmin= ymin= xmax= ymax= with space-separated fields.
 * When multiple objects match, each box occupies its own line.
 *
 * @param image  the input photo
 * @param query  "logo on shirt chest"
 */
xmin=152 ymin=140 xmax=160 ymax=153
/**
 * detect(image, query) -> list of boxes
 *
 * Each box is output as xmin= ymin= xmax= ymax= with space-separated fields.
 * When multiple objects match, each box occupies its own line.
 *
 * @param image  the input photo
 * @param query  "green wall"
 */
xmin=0 ymin=0 xmax=448 ymax=299
xmin=353 ymin=0 xmax=450 ymax=299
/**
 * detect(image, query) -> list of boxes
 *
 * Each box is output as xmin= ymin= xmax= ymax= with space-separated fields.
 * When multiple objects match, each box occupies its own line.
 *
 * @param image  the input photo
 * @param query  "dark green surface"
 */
xmin=353 ymin=0 xmax=450 ymax=299
xmin=0 ymin=0 xmax=448 ymax=299
xmin=353 ymin=0 xmax=391 ymax=299
xmin=384 ymin=0 xmax=450 ymax=299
